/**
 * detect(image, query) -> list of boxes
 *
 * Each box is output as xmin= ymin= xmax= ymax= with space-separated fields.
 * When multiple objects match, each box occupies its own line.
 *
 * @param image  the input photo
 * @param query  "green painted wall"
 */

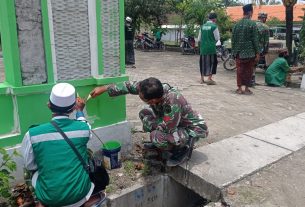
xmin=0 ymin=95 xmax=15 ymax=135
xmin=0 ymin=0 xmax=128 ymax=148
xmin=0 ymin=76 xmax=128 ymax=148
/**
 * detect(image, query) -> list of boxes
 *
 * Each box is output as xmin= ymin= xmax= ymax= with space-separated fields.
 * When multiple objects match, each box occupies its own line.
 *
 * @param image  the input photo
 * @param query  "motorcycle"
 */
xmin=141 ymin=32 xmax=165 ymax=51
xmin=216 ymin=41 xmax=229 ymax=61
xmin=223 ymin=53 xmax=236 ymax=71
xmin=134 ymin=34 xmax=143 ymax=49
xmin=223 ymin=52 xmax=267 ymax=71
xmin=180 ymin=36 xmax=196 ymax=55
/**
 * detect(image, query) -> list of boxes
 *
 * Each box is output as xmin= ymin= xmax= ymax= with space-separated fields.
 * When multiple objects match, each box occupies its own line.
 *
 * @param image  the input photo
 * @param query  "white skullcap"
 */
xmin=49 ymin=83 xmax=76 ymax=107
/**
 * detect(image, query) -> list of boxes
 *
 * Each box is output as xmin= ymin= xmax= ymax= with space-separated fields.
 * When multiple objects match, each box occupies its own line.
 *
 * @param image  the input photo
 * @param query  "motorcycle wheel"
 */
xmin=160 ymin=42 xmax=165 ymax=51
xmin=223 ymin=57 xmax=236 ymax=71
xmin=221 ymin=49 xmax=229 ymax=61
xmin=181 ymin=43 xmax=186 ymax=55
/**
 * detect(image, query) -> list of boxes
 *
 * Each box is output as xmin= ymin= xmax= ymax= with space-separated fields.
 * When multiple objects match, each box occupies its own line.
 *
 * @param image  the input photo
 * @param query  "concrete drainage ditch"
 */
xmin=102 ymin=175 xmax=212 ymax=207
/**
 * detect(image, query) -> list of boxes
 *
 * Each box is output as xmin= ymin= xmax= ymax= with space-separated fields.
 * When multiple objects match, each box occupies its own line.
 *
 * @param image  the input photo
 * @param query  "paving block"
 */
xmin=169 ymin=134 xmax=290 ymax=201
xmin=245 ymin=116 xmax=305 ymax=151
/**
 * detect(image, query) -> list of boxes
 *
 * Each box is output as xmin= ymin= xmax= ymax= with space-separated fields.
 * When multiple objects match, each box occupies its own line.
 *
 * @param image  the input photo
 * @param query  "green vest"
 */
xmin=200 ymin=21 xmax=217 ymax=55
xmin=29 ymin=118 xmax=91 ymax=207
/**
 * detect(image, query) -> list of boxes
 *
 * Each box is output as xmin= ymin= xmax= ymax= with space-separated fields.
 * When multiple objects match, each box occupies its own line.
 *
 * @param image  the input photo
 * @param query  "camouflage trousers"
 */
xmin=139 ymin=108 xmax=208 ymax=148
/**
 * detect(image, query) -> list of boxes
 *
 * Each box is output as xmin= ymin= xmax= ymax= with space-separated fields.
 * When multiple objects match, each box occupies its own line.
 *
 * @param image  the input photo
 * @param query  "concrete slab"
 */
xmin=296 ymin=112 xmax=305 ymax=120
xmin=245 ymin=116 xmax=305 ymax=151
xmin=170 ymin=134 xmax=290 ymax=200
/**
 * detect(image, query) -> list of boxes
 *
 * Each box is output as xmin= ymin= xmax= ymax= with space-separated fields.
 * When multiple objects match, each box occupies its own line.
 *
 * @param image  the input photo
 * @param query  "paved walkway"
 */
xmin=170 ymin=112 xmax=305 ymax=206
xmin=126 ymin=51 xmax=305 ymax=206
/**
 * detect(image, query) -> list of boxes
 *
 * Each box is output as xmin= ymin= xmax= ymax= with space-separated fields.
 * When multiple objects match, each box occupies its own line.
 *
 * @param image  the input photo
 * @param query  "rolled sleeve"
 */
xmin=21 ymin=132 xmax=37 ymax=171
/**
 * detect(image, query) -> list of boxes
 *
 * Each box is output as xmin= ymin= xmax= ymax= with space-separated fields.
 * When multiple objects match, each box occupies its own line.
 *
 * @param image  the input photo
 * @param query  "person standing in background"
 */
xmin=125 ymin=17 xmax=136 ymax=68
xmin=198 ymin=12 xmax=220 ymax=85
xmin=252 ymin=12 xmax=270 ymax=86
xmin=232 ymin=4 xmax=259 ymax=95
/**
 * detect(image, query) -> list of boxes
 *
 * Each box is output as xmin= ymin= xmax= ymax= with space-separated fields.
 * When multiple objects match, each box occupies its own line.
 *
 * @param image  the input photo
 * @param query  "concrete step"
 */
xmin=169 ymin=112 xmax=305 ymax=202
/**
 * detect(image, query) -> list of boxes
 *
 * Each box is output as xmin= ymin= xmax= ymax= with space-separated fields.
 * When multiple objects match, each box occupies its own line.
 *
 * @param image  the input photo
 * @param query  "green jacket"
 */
xmin=256 ymin=21 xmax=270 ymax=53
xmin=28 ymin=118 xmax=91 ymax=206
xmin=265 ymin=57 xmax=290 ymax=86
xmin=232 ymin=18 xmax=259 ymax=59
xmin=199 ymin=21 xmax=218 ymax=55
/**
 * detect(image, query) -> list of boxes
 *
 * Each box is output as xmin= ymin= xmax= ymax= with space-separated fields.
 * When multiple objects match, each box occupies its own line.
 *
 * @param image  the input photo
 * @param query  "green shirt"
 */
xmin=256 ymin=21 xmax=270 ymax=53
xmin=265 ymin=57 xmax=290 ymax=86
xmin=199 ymin=21 xmax=218 ymax=55
xmin=232 ymin=18 xmax=259 ymax=59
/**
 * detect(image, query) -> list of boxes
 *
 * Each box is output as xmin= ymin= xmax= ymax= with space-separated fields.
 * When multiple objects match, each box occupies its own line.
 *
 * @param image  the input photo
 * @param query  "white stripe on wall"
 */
xmin=88 ymin=0 xmax=99 ymax=77
xmin=47 ymin=0 xmax=58 ymax=81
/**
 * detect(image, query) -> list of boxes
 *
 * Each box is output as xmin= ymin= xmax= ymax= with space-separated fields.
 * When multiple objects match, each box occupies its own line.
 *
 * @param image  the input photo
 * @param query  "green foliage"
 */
xmin=123 ymin=160 xmax=134 ymax=176
xmin=125 ymin=0 xmax=170 ymax=32
xmin=182 ymin=0 xmax=233 ymax=41
xmin=266 ymin=17 xmax=282 ymax=27
xmin=298 ymin=14 xmax=305 ymax=61
xmin=0 ymin=148 xmax=19 ymax=202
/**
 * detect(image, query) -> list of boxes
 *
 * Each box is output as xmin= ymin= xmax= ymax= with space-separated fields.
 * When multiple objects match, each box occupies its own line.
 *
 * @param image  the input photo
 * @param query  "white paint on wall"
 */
xmin=88 ymin=0 xmax=99 ymax=77
xmin=47 ymin=0 xmax=58 ymax=81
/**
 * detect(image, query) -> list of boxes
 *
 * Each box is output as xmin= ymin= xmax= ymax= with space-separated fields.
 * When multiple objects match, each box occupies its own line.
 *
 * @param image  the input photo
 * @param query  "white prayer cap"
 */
xmin=49 ymin=83 xmax=76 ymax=108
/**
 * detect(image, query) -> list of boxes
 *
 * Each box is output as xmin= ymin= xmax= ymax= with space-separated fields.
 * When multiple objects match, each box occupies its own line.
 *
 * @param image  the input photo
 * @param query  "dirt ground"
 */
xmin=106 ymin=50 xmax=305 ymax=204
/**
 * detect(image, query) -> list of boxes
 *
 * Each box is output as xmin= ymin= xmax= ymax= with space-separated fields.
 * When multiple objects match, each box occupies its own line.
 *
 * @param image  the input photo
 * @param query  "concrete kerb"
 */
xmin=168 ymin=112 xmax=305 ymax=203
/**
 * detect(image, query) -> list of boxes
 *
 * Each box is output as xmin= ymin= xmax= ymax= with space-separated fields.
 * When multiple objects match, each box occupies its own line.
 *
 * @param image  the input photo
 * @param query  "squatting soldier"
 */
xmin=90 ymin=77 xmax=208 ymax=166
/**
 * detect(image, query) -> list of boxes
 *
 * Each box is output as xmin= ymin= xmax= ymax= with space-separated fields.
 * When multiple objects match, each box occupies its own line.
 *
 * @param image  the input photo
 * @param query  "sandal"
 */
xmin=244 ymin=90 xmax=253 ymax=95
xmin=235 ymin=89 xmax=243 ymax=94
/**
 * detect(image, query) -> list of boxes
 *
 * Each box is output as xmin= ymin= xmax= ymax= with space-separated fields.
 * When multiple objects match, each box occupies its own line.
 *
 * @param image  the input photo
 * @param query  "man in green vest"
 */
xmin=21 ymin=83 xmax=107 ymax=207
xmin=198 ymin=12 xmax=220 ymax=85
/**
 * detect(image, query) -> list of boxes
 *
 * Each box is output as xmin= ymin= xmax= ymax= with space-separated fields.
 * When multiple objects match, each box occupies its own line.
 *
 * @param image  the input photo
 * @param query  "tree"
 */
xmin=298 ymin=10 xmax=305 ymax=62
xmin=184 ymin=0 xmax=232 ymax=41
xmin=266 ymin=16 xmax=282 ymax=27
xmin=125 ymin=0 xmax=170 ymax=33
xmin=282 ymin=0 xmax=297 ymax=63
xmin=221 ymin=0 xmax=243 ymax=6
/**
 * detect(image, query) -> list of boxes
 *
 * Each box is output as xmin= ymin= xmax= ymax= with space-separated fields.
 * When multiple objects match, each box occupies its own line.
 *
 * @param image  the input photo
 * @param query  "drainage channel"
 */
xmin=102 ymin=175 xmax=214 ymax=207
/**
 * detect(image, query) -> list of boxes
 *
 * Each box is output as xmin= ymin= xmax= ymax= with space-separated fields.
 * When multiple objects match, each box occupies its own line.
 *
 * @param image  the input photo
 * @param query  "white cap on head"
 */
xmin=126 ymin=16 xmax=132 ymax=22
xmin=50 ymin=83 xmax=76 ymax=107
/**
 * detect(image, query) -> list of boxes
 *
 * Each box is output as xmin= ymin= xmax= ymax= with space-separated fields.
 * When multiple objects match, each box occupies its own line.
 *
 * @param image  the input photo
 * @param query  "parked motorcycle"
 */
xmin=134 ymin=34 xmax=143 ymax=49
xmin=223 ymin=53 xmax=236 ymax=71
xmin=180 ymin=36 xmax=196 ymax=55
xmin=141 ymin=32 xmax=165 ymax=51
xmin=216 ymin=41 xmax=229 ymax=61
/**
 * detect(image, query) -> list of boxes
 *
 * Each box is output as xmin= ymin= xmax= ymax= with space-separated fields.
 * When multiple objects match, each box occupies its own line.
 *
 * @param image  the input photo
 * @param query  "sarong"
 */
xmin=236 ymin=56 xmax=256 ymax=87
xmin=199 ymin=54 xmax=218 ymax=76
xmin=125 ymin=40 xmax=135 ymax=65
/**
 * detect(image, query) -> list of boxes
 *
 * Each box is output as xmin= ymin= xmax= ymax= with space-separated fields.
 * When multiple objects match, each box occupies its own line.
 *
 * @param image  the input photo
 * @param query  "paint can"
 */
xmin=102 ymin=140 xmax=121 ymax=170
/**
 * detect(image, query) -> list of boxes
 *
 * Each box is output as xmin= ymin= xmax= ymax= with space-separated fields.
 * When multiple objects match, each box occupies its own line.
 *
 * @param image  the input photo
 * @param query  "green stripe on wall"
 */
xmin=119 ymin=0 xmax=125 ymax=75
xmin=0 ymin=0 xmax=22 ymax=86
xmin=96 ymin=0 xmax=103 ymax=75
xmin=41 ymin=0 xmax=54 ymax=84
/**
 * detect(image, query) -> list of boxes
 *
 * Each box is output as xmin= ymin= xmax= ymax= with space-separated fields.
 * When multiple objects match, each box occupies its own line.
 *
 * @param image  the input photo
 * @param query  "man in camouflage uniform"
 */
xmin=90 ymin=77 xmax=208 ymax=166
xmin=252 ymin=12 xmax=270 ymax=85
xmin=232 ymin=4 xmax=259 ymax=95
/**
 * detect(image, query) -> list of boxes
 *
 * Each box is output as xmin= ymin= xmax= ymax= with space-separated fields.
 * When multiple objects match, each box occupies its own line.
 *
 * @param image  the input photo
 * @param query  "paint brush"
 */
xmin=86 ymin=94 xmax=92 ymax=101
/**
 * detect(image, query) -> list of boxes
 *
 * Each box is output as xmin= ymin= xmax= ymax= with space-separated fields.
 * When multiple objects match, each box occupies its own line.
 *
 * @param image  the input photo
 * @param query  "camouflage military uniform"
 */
xmin=107 ymin=81 xmax=208 ymax=148
xmin=256 ymin=21 xmax=269 ymax=54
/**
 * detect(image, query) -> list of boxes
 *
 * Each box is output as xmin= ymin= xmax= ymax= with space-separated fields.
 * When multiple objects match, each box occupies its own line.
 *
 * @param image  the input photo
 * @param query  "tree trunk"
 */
xmin=285 ymin=5 xmax=293 ymax=64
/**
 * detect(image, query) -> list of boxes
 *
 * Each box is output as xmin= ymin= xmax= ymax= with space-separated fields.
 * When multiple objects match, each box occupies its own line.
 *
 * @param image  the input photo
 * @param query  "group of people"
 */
xmin=198 ymin=4 xmax=300 ymax=93
xmin=22 ymin=77 xmax=208 ymax=206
